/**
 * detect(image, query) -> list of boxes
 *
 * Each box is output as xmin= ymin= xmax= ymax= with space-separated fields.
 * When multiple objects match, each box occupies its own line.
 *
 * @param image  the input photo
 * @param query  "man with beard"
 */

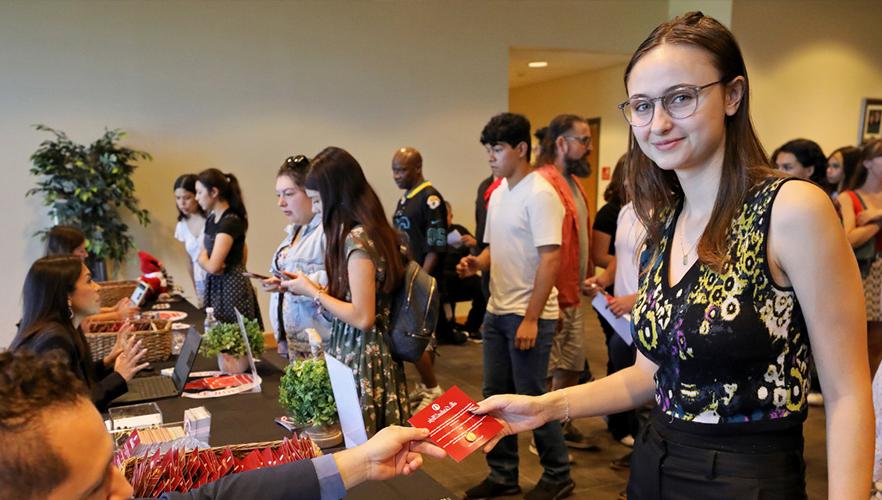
xmin=533 ymin=114 xmax=596 ymax=452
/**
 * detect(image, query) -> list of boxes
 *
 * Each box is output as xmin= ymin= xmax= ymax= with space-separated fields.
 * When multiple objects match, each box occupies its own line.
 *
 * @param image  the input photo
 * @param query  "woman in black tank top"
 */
xmin=471 ymin=12 xmax=872 ymax=500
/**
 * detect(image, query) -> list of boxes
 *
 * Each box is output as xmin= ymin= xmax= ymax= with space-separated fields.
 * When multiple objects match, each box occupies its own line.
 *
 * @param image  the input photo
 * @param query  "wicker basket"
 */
xmin=120 ymin=438 xmax=322 ymax=483
xmin=84 ymin=319 xmax=172 ymax=363
xmin=97 ymin=280 xmax=139 ymax=308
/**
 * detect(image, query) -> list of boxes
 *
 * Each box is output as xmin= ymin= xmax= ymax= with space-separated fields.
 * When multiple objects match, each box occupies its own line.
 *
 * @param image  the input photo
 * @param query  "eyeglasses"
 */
xmin=617 ymin=80 xmax=722 ymax=127
xmin=285 ymin=154 xmax=309 ymax=168
xmin=564 ymin=135 xmax=592 ymax=147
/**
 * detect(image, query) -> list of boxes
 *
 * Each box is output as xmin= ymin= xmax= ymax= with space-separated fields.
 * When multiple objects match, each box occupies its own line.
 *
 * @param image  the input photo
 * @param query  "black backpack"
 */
xmin=387 ymin=260 xmax=440 ymax=362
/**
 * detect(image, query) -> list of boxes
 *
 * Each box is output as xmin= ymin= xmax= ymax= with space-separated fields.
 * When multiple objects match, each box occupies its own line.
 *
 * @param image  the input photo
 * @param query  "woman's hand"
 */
xmin=280 ymin=271 xmax=320 ymax=297
xmin=608 ymin=294 xmax=637 ymax=318
xmin=113 ymin=298 xmax=140 ymax=319
xmin=856 ymin=208 xmax=882 ymax=227
xmin=582 ymin=275 xmax=609 ymax=298
xmin=103 ymin=322 xmax=133 ymax=365
xmin=471 ymin=394 xmax=554 ymax=452
xmin=114 ymin=335 xmax=149 ymax=382
xmin=261 ymin=276 xmax=282 ymax=293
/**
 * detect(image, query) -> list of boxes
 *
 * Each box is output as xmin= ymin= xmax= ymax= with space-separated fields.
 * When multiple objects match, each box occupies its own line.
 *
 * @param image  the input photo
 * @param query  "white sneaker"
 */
xmin=528 ymin=438 xmax=575 ymax=463
xmin=408 ymin=383 xmax=428 ymax=403
xmin=413 ymin=385 xmax=443 ymax=413
xmin=619 ymin=435 xmax=635 ymax=448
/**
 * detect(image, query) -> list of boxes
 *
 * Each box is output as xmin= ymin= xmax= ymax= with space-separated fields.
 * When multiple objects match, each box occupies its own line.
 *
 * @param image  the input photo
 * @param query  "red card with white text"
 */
xmin=408 ymin=386 xmax=503 ymax=462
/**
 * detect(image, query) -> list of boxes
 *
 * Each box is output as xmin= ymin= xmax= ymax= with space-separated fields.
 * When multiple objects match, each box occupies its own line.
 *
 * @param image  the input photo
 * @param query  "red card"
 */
xmin=408 ymin=386 xmax=502 ymax=462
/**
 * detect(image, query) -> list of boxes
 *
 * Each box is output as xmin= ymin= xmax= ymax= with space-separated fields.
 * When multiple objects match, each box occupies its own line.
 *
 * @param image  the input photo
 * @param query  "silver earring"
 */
xmin=67 ymin=300 xmax=75 ymax=319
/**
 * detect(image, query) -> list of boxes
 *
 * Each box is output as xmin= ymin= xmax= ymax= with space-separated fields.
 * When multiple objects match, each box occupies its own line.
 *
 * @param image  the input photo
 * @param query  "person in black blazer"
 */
xmin=10 ymin=255 xmax=148 ymax=412
xmin=0 ymin=350 xmax=446 ymax=500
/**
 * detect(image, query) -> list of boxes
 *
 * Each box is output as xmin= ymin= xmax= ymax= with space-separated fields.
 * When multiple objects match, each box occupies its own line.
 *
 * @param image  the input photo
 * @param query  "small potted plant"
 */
xmin=199 ymin=319 xmax=265 ymax=374
xmin=279 ymin=358 xmax=342 ymax=448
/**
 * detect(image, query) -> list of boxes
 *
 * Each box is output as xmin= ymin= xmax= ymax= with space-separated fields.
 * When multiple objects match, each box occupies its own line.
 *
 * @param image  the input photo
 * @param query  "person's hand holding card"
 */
xmin=469 ymin=393 xmax=554 ymax=453
xmin=408 ymin=386 xmax=503 ymax=462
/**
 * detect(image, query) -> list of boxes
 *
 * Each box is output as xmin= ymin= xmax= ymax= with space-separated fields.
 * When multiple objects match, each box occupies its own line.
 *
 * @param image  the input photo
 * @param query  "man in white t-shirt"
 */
xmin=457 ymin=113 xmax=574 ymax=500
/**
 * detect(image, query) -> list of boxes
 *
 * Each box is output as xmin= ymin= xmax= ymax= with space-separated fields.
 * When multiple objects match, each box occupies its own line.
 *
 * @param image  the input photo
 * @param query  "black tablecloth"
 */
xmin=136 ymin=296 xmax=457 ymax=500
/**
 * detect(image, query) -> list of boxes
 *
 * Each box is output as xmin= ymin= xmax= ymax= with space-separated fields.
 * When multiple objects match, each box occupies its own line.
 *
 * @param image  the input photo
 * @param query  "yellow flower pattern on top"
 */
xmin=632 ymin=178 xmax=811 ymax=427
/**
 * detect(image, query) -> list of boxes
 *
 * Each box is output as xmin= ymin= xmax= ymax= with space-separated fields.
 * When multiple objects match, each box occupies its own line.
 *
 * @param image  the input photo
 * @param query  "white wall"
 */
xmin=0 ymin=0 xmax=668 ymax=347
xmin=732 ymin=0 xmax=882 ymax=154
xmin=509 ymin=62 xmax=631 ymax=207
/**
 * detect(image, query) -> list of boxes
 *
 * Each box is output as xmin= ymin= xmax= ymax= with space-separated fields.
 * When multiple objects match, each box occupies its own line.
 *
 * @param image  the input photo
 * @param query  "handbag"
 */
xmin=387 ymin=259 xmax=440 ymax=362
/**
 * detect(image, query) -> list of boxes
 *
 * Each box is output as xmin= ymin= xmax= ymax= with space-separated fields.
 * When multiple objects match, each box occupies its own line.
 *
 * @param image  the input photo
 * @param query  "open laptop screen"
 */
xmin=172 ymin=327 xmax=202 ymax=391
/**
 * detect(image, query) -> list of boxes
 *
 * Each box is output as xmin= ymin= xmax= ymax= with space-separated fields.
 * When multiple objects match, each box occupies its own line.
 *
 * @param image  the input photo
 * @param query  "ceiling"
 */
xmin=509 ymin=48 xmax=630 ymax=88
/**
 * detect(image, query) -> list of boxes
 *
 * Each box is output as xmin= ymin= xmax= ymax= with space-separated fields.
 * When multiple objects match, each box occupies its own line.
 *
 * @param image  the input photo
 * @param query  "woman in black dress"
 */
xmin=195 ymin=168 xmax=263 ymax=326
xmin=11 ymin=256 xmax=147 ymax=412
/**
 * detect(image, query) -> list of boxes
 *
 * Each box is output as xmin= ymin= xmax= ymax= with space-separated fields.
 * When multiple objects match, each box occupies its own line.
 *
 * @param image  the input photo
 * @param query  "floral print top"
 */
xmin=633 ymin=177 xmax=811 ymax=430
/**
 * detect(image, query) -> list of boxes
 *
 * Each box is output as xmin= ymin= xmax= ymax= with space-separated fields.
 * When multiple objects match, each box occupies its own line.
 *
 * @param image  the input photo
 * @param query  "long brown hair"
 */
xmin=624 ymin=11 xmax=775 ymax=271
xmin=305 ymin=147 xmax=404 ymax=298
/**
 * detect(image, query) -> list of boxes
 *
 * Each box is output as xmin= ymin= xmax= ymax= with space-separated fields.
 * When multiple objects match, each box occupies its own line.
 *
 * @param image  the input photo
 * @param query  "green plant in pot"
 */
xmin=279 ymin=358 xmax=342 ymax=448
xmin=199 ymin=319 xmax=265 ymax=374
xmin=27 ymin=125 xmax=151 ymax=281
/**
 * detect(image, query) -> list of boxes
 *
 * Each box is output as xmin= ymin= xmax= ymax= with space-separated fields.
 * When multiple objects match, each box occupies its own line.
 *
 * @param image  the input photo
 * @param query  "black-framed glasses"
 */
xmin=284 ymin=154 xmax=309 ymax=169
xmin=617 ymin=80 xmax=722 ymax=127
xmin=564 ymin=135 xmax=592 ymax=147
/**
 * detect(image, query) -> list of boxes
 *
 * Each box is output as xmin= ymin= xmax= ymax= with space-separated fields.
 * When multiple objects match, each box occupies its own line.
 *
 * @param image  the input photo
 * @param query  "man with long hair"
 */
xmin=534 ymin=114 xmax=596 ymax=452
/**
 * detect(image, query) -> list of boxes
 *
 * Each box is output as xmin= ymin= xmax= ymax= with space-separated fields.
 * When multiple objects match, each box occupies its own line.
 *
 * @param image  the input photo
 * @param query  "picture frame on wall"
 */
xmin=860 ymin=98 xmax=882 ymax=144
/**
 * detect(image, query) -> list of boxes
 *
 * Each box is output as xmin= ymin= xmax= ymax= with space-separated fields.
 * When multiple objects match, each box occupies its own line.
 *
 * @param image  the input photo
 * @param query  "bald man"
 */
xmin=391 ymin=147 xmax=464 ymax=413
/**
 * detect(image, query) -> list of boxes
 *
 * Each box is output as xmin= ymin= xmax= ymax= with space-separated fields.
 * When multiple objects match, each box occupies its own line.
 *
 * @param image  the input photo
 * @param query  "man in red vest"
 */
xmin=534 ymin=114 xmax=596 ymax=451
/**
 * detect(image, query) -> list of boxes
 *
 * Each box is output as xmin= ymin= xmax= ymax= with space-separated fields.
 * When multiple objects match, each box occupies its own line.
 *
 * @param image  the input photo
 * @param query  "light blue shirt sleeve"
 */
xmin=313 ymin=454 xmax=347 ymax=500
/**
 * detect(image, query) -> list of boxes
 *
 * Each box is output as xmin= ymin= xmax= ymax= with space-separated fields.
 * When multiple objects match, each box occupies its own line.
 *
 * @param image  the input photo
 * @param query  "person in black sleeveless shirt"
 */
xmin=471 ymin=12 xmax=872 ymax=499
xmin=196 ymin=169 xmax=263 ymax=327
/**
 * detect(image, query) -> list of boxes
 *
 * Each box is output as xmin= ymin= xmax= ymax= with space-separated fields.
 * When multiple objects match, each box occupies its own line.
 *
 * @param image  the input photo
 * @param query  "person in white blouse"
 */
xmin=173 ymin=174 xmax=207 ymax=307
xmin=261 ymin=155 xmax=332 ymax=360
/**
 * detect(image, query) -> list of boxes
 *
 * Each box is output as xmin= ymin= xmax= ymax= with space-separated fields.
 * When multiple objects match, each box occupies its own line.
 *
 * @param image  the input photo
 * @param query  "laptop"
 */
xmin=110 ymin=327 xmax=202 ymax=406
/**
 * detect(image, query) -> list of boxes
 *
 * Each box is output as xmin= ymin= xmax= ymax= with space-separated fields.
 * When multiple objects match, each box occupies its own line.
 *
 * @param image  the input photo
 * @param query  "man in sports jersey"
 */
xmin=391 ymin=147 xmax=462 ymax=413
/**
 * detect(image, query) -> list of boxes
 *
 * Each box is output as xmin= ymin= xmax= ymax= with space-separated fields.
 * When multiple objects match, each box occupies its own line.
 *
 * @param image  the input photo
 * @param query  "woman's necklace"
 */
xmin=678 ymin=209 xmax=702 ymax=266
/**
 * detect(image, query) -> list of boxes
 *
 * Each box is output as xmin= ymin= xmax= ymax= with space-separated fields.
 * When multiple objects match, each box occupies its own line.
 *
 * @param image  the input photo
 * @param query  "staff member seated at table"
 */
xmin=45 ymin=224 xmax=140 ymax=321
xmin=0 ymin=350 xmax=446 ymax=500
xmin=9 ymin=256 xmax=149 ymax=412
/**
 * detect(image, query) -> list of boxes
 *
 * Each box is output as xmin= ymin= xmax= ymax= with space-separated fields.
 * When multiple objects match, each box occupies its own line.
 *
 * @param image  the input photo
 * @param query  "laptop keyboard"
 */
xmin=130 ymin=376 xmax=178 ymax=398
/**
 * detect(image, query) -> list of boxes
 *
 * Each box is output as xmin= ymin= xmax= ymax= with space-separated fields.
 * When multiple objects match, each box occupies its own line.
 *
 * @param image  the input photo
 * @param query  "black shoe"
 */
xmin=463 ymin=478 xmax=521 ymax=499
xmin=437 ymin=329 xmax=468 ymax=345
xmin=610 ymin=451 xmax=632 ymax=471
xmin=561 ymin=422 xmax=600 ymax=451
xmin=524 ymin=479 xmax=575 ymax=500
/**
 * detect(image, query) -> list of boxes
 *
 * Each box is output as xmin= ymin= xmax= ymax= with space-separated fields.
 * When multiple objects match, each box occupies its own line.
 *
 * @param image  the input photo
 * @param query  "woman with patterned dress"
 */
xmin=281 ymin=147 xmax=408 ymax=435
xmin=471 ymin=12 xmax=871 ymax=500
xmin=195 ymin=168 xmax=263 ymax=328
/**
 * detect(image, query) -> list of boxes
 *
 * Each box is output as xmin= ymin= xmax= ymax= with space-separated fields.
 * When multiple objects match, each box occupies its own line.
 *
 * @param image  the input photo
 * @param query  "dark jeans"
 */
xmin=482 ymin=313 xmax=571 ymax=486
xmin=627 ymin=422 xmax=807 ymax=499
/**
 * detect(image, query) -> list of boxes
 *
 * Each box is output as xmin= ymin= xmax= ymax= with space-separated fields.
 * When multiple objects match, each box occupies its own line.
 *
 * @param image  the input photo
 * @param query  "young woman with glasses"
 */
xmin=473 ymin=12 xmax=871 ymax=499
xmin=260 ymin=155 xmax=332 ymax=361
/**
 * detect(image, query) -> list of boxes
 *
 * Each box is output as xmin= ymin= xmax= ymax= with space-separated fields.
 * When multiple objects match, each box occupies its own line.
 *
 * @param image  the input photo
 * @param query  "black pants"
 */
xmin=442 ymin=272 xmax=487 ymax=333
xmin=627 ymin=422 xmax=807 ymax=500
xmin=599 ymin=313 xmax=639 ymax=440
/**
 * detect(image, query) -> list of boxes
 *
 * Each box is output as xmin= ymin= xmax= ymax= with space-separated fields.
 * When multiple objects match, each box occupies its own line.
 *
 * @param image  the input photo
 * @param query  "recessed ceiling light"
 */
xmin=528 ymin=61 xmax=548 ymax=68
